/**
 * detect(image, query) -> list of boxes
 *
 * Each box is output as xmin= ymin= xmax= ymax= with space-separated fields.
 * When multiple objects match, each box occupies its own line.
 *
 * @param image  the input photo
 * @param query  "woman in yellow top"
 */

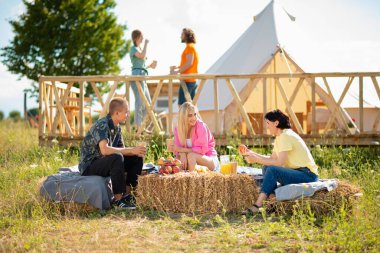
xmin=242 ymin=109 xmax=318 ymax=215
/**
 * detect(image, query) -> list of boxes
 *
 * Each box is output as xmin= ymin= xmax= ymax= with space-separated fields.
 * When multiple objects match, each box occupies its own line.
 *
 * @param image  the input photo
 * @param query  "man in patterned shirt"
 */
xmin=79 ymin=97 xmax=146 ymax=209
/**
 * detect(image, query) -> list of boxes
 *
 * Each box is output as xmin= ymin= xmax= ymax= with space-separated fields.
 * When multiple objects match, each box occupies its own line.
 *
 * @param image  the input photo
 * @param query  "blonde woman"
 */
xmin=173 ymin=102 xmax=218 ymax=171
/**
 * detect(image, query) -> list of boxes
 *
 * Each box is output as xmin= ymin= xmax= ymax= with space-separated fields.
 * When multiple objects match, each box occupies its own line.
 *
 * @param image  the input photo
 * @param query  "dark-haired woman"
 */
xmin=130 ymin=30 xmax=157 ymax=126
xmin=170 ymin=28 xmax=199 ymax=106
xmin=241 ymin=109 xmax=318 ymax=215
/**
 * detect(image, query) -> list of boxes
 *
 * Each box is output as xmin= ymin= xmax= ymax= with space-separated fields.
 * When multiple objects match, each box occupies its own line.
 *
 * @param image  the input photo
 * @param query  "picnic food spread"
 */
xmin=158 ymin=156 xmax=182 ymax=174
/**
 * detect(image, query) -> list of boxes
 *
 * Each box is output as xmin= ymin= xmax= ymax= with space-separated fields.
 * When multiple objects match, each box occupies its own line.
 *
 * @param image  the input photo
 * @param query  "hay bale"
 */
xmin=136 ymin=173 xmax=259 ymax=214
xmin=266 ymin=180 xmax=362 ymax=216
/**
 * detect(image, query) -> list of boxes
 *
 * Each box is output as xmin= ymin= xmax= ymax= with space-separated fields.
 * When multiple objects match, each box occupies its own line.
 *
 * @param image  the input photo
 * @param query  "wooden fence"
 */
xmin=38 ymin=72 xmax=380 ymax=146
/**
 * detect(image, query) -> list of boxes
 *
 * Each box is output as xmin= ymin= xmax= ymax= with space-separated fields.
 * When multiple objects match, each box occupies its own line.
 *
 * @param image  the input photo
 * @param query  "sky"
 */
xmin=0 ymin=0 xmax=379 ymax=116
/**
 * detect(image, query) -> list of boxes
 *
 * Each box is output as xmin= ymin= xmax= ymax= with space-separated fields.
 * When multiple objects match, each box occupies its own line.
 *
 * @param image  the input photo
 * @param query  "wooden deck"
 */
xmin=38 ymin=72 xmax=380 ymax=146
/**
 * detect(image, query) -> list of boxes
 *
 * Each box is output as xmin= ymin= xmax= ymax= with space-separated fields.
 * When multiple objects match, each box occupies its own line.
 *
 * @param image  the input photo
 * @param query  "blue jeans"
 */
xmin=260 ymin=165 xmax=318 ymax=196
xmin=178 ymin=81 xmax=198 ymax=105
xmin=130 ymin=69 xmax=151 ymax=126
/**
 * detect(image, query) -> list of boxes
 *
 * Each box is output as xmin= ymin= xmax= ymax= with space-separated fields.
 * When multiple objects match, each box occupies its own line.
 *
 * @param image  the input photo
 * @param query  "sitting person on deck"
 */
xmin=172 ymin=102 xmax=219 ymax=171
xmin=79 ymin=97 xmax=146 ymax=209
xmin=241 ymin=109 xmax=319 ymax=215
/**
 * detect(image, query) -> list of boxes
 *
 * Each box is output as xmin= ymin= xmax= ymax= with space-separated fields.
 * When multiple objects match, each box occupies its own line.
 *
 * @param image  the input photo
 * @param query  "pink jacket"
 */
xmin=174 ymin=119 xmax=217 ymax=157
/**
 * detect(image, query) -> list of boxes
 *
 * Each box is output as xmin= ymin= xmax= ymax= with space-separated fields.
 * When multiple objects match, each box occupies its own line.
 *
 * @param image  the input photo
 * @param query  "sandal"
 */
xmin=242 ymin=204 xmax=262 ymax=216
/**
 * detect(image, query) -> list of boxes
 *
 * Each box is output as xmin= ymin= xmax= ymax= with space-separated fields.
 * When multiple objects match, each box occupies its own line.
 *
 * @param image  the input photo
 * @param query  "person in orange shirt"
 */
xmin=170 ymin=28 xmax=199 ymax=106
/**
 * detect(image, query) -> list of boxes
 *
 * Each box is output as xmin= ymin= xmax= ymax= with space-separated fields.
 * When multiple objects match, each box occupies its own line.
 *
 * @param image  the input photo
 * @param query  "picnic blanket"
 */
xmin=40 ymin=166 xmax=113 ymax=210
xmin=275 ymin=179 xmax=338 ymax=201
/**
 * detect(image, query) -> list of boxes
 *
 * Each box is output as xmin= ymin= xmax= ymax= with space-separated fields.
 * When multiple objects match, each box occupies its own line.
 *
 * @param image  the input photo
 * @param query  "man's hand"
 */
xmin=130 ymin=146 xmax=147 ymax=157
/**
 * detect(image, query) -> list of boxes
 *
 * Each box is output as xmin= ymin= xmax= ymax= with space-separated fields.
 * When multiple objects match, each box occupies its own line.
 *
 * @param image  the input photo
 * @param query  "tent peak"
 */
xmin=253 ymin=0 xmax=296 ymax=22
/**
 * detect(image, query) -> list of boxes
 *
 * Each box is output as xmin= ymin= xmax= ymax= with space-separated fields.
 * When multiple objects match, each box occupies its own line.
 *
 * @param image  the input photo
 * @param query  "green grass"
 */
xmin=0 ymin=121 xmax=379 ymax=252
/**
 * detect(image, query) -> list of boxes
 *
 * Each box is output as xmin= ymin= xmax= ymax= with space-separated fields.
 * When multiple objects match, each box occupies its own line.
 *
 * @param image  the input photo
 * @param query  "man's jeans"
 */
xmin=83 ymin=154 xmax=143 ymax=195
xmin=260 ymin=165 xmax=318 ymax=196
xmin=178 ymin=81 xmax=198 ymax=105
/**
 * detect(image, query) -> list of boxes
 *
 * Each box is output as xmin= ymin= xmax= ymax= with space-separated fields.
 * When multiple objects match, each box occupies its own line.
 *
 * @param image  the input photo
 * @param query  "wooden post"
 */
xmin=225 ymin=78 xmax=255 ymax=135
xmin=38 ymin=80 xmax=44 ymax=138
xmin=193 ymin=79 xmax=206 ymax=105
xmin=370 ymin=76 xmax=380 ymax=131
xmin=311 ymin=77 xmax=317 ymax=135
xmin=324 ymin=77 xmax=355 ymax=131
xmin=359 ymin=76 xmax=364 ymax=132
xmin=49 ymin=84 xmax=53 ymax=133
xmin=135 ymin=80 xmax=161 ymax=133
xmin=52 ymin=81 xmax=74 ymax=136
xmin=168 ymin=79 xmax=173 ymax=135
xmin=289 ymin=78 xmax=304 ymax=106
xmin=276 ymin=78 xmax=304 ymax=134
xmin=213 ymin=78 xmax=220 ymax=135
xmin=321 ymin=77 xmax=349 ymax=133
xmin=52 ymin=82 xmax=73 ymax=135
xmin=137 ymin=80 xmax=164 ymax=134
xmin=125 ymin=80 xmax=130 ymax=132
xmin=263 ymin=78 xmax=267 ymax=134
xmin=43 ymin=83 xmax=51 ymax=134
xmin=79 ymin=81 xmax=85 ymax=137
xmin=100 ymin=81 xmax=118 ymax=117
xmin=90 ymin=82 xmax=105 ymax=108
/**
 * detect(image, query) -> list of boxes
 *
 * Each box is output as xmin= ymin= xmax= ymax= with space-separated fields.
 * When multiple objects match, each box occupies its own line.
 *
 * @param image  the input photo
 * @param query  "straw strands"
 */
xmin=136 ymin=173 xmax=259 ymax=214
xmin=265 ymin=180 xmax=362 ymax=216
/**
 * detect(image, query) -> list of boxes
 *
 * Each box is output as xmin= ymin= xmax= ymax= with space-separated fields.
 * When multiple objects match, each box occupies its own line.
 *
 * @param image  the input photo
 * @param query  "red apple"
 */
xmin=166 ymin=166 xmax=173 ymax=174
xmin=174 ymin=159 xmax=182 ymax=166
xmin=172 ymin=166 xmax=180 ymax=174
xmin=239 ymin=144 xmax=248 ymax=154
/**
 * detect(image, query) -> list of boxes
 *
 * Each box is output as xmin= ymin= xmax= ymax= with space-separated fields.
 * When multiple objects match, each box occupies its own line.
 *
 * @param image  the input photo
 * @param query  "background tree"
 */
xmin=1 ymin=0 xmax=130 ymax=96
xmin=0 ymin=111 xmax=4 ymax=121
xmin=9 ymin=111 xmax=22 ymax=122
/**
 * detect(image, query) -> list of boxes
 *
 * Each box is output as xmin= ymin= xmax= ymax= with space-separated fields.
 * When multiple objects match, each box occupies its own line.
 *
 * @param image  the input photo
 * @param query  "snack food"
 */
xmin=238 ymin=144 xmax=248 ymax=155
xmin=157 ymin=156 xmax=182 ymax=174
xmin=195 ymin=165 xmax=210 ymax=173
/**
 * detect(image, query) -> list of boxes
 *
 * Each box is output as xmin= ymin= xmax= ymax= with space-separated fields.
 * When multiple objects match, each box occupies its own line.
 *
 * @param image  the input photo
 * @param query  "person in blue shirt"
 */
xmin=129 ymin=29 xmax=157 ymax=127
xmin=79 ymin=97 xmax=146 ymax=209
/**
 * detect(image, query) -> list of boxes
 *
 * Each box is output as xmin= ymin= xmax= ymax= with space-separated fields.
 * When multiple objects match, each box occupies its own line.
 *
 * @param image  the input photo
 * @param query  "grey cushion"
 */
xmin=40 ymin=172 xmax=113 ymax=210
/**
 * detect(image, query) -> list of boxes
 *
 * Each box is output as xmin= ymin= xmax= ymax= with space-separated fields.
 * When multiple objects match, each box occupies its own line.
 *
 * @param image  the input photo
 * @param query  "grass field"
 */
xmin=0 ymin=121 xmax=379 ymax=252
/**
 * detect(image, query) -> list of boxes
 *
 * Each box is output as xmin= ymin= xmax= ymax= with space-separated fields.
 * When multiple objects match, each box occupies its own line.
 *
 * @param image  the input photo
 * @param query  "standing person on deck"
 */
xmin=170 ymin=28 xmax=199 ymax=106
xmin=130 ymin=29 xmax=157 ymax=127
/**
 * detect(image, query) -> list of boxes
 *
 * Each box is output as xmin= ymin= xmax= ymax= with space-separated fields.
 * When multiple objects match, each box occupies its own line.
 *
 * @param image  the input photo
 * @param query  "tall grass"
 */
xmin=0 ymin=121 xmax=379 ymax=252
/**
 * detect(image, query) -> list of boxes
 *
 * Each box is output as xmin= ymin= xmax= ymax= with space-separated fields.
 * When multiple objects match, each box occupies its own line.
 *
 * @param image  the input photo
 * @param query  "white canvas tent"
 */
xmin=196 ymin=0 xmax=376 ymax=135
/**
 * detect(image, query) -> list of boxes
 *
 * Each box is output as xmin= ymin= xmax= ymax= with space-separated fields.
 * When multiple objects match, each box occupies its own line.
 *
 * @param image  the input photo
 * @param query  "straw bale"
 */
xmin=136 ymin=173 xmax=259 ymax=214
xmin=266 ymin=180 xmax=362 ymax=216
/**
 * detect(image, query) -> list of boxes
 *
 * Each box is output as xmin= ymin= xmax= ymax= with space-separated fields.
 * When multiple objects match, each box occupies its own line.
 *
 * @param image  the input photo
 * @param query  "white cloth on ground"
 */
xmin=275 ymin=179 xmax=338 ymax=201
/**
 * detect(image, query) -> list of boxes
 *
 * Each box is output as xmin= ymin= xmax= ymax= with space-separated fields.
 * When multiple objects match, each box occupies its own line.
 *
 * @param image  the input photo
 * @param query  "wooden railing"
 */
xmin=38 ymin=72 xmax=380 ymax=145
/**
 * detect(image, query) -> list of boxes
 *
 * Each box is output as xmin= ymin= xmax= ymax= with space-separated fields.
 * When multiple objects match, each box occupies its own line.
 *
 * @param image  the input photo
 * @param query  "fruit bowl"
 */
xmin=157 ymin=156 xmax=182 ymax=174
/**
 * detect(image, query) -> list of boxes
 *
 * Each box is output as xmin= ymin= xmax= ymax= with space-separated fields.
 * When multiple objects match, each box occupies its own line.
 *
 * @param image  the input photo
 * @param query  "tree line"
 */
xmin=1 ymin=0 xmax=130 ymax=98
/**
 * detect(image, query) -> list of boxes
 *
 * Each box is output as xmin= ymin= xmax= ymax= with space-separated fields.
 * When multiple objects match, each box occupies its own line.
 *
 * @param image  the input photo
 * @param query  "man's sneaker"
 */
xmin=121 ymin=194 xmax=136 ymax=204
xmin=114 ymin=198 xmax=136 ymax=210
